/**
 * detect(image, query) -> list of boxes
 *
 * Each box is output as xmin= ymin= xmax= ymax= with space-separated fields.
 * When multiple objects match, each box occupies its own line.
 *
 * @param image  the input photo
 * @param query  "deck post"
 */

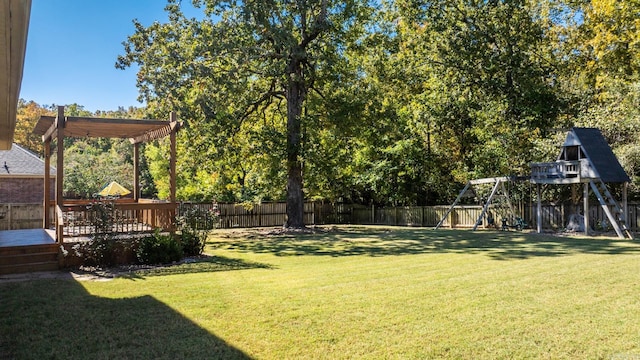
xmin=169 ymin=111 xmax=177 ymax=231
xmin=169 ymin=112 xmax=177 ymax=205
xmin=133 ymin=142 xmax=140 ymax=201
xmin=583 ymin=182 xmax=589 ymax=236
xmin=43 ymin=138 xmax=51 ymax=229
xmin=536 ymin=184 xmax=542 ymax=233
xmin=55 ymin=106 xmax=65 ymax=244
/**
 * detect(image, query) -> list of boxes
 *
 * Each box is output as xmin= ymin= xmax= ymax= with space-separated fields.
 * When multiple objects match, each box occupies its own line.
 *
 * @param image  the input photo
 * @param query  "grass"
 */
xmin=1 ymin=226 xmax=640 ymax=359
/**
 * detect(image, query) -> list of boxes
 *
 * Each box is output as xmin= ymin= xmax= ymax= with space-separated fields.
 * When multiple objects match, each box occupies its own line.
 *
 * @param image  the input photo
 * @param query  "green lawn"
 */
xmin=1 ymin=226 xmax=640 ymax=359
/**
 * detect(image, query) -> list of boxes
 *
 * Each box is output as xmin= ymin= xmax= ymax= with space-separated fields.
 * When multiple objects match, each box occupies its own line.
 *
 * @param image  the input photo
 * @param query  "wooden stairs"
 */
xmin=0 ymin=244 xmax=60 ymax=275
xmin=590 ymin=179 xmax=633 ymax=239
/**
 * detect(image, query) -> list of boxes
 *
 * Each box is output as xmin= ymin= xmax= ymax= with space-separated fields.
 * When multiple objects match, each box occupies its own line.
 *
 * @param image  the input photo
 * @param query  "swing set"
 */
xmin=434 ymin=176 xmax=529 ymax=231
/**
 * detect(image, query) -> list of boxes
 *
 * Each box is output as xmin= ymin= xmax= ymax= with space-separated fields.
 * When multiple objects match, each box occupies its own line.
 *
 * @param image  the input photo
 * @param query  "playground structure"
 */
xmin=434 ymin=176 xmax=530 ymax=232
xmin=437 ymin=127 xmax=633 ymax=239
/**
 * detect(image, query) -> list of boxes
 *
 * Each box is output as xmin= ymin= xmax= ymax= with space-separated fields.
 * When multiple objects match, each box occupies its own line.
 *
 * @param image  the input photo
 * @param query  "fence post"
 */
xmin=395 ymin=207 xmax=398 ymax=226
xmin=371 ymin=204 xmax=375 ymax=225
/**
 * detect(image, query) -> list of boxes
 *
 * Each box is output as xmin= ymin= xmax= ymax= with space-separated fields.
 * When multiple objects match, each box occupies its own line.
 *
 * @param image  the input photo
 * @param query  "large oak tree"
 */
xmin=118 ymin=0 xmax=372 ymax=227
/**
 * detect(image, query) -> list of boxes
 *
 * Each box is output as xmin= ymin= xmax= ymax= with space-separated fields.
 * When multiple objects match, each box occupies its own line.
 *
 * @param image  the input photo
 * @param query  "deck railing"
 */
xmin=60 ymin=200 xmax=176 ymax=238
xmin=530 ymin=160 xmax=582 ymax=182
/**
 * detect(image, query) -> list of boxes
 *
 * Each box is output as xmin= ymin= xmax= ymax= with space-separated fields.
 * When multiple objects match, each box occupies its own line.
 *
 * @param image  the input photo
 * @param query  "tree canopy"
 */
xmin=14 ymin=0 xmax=640 ymax=207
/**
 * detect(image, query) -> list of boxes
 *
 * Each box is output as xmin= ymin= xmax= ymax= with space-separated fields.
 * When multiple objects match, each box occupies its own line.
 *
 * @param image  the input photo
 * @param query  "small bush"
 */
xmin=136 ymin=230 xmax=183 ymax=265
xmin=179 ymin=232 xmax=205 ymax=257
xmin=176 ymin=203 xmax=220 ymax=256
xmin=72 ymin=200 xmax=122 ymax=267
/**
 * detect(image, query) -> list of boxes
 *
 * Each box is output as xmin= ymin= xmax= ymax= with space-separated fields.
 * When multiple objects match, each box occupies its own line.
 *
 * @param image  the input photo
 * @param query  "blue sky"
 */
xmin=19 ymin=0 xmax=201 ymax=112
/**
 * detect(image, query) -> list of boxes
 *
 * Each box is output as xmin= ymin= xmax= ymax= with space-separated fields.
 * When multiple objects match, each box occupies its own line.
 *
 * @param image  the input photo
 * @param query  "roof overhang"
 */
xmin=0 ymin=174 xmax=55 ymax=178
xmin=0 ymin=0 xmax=31 ymax=150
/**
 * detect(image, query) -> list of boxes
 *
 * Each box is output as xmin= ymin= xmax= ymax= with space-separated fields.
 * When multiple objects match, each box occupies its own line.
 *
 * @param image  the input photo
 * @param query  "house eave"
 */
xmin=0 ymin=0 xmax=32 ymax=149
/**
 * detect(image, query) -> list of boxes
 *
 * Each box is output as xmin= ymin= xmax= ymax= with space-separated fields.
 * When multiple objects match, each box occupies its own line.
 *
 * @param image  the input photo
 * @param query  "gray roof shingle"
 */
xmin=0 ymin=143 xmax=54 ymax=176
xmin=572 ymin=127 xmax=630 ymax=183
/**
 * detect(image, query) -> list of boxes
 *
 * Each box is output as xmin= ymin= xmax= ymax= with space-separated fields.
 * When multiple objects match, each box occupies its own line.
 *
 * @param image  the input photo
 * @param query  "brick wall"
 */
xmin=0 ymin=177 xmax=55 ymax=203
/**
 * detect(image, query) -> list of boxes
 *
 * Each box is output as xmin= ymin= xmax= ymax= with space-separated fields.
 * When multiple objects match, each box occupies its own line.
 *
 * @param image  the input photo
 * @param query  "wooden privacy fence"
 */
xmin=0 ymin=204 xmax=43 ymax=230
xmin=182 ymin=202 xmax=640 ymax=232
xmin=177 ymin=202 xmax=353 ymax=229
xmin=6 ymin=201 xmax=640 ymax=233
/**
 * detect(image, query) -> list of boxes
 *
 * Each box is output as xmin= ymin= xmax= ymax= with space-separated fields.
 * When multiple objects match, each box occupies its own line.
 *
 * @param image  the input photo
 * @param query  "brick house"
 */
xmin=0 ymin=143 xmax=55 ymax=203
xmin=0 ymin=144 xmax=55 ymax=229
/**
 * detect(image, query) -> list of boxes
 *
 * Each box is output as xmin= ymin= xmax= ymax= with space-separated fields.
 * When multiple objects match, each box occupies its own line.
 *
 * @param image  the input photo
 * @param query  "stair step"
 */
xmin=0 ymin=261 xmax=59 ymax=275
xmin=0 ymin=244 xmax=59 ymax=256
xmin=0 ymin=244 xmax=61 ymax=275
xmin=0 ymin=252 xmax=58 ymax=266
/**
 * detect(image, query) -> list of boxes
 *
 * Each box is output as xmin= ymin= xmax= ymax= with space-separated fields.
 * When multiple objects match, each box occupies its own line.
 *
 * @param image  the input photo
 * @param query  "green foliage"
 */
xmin=137 ymin=229 xmax=183 ymax=265
xmin=176 ymin=203 xmax=220 ymax=256
xmin=14 ymin=99 xmax=52 ymax=155
xmin=71 ymin=200 xmax=127 ymax=267
xmin=64 ymin=139 xmax=135 ymax=198
xmin=19 ymin=0 xmax=640 ymax=206
xmin=118 ymin=0 xmax=375 ymax=226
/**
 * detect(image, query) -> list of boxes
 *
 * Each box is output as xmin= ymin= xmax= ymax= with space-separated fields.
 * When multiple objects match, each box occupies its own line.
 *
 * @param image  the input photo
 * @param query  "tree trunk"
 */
xmin=285 ymin=57 xmax=305 ymax=228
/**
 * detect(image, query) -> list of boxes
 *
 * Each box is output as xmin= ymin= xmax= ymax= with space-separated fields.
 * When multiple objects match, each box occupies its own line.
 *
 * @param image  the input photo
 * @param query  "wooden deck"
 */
xmin=0 ymin=229 xmax=56 ymax=247
xmin=0 ymin=229 xmax=59 ymax=275
xmin=530 ymin=160 xmax=586 ymax=184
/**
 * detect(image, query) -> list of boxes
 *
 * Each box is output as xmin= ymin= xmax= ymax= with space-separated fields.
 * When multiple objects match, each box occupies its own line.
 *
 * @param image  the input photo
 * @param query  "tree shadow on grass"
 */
xmin=213 ymin=227 xmax=640 ymax=260
xmin=121 ymin=255 xmax=275 ymax=279
xmin=0 ymin=276 xmax=251 ymax=359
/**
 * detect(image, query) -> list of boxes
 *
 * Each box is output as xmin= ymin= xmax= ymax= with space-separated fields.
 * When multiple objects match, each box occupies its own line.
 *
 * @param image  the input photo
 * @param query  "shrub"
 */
xmin=71 ymin=200 xmax=122 ymax=267
xmin=136 ymin=229 xmax=183 ymax=265
xmin=179 ymin=231 xmax=205 ymax=257
xmin=176 ymin=203 xmax=220 ymax=256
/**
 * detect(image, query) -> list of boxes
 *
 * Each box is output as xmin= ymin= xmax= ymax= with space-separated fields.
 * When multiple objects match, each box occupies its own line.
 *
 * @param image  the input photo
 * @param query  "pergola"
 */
xmin=33 ymin=106 xmax=180 ymax=242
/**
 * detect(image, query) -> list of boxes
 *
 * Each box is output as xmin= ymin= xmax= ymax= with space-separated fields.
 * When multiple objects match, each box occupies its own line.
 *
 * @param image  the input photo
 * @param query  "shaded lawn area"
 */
xmin=1 ymin=226 xmax=640 ymax=359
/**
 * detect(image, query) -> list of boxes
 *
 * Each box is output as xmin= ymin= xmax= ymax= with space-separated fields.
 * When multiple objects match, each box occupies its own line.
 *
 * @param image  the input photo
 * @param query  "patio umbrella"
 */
xmin=98 ymin=181 xmax=131 ymax=197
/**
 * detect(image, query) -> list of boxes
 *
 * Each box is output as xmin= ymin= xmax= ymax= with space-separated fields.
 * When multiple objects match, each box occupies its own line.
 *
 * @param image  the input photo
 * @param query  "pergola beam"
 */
xmin=41 ymin=121 xmax=57 ymax=143
xmin=129 ymin=121 xmax=180 ymax=144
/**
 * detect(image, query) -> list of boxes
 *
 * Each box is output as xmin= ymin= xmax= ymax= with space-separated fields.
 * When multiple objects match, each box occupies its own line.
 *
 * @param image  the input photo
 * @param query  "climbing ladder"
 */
xmin=589 ymin=179 xmax=633 ymax=239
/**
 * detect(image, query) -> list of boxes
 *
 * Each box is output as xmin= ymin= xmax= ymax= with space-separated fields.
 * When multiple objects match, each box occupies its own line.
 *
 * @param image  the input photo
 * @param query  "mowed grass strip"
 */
xmin=1 ymin=226 xmax=639 ymax=359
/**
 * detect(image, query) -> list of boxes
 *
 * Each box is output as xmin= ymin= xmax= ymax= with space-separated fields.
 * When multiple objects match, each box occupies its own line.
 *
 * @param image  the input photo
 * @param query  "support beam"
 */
xmin=473 ymin=180 xmax=501 ymax=231
xmin=435 ymin=181 xmax=471 ymax=229
xmin=623 ymin=182 xmax=628 ymax=228
xmin=41 ymin=121 xmax=57 ymax=143
xmin=536 ymin=183 xmax=542 ymax=234
xmin=583 ymin=182 xmax=589 ymax=237
xmin=43 ymin=138 xmax=51 ymax=229
xmin=169 ymin=111 xmax=177 ymax=205
xmin=133 ymin=142 xmax=140 ymax=201
xmin=55 ymin=106 xmax=64 ymax=244
xmin=469 ymin=177 xmax=511 ymax=185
